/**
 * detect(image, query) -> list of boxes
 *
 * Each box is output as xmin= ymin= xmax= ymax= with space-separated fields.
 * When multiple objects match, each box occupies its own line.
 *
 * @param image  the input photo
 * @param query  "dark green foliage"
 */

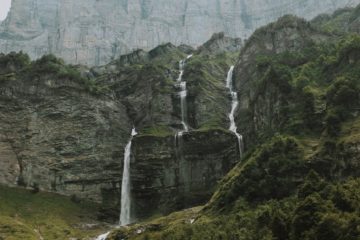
xmin=290 ymin=178 xmax=360 ymax=240
xmin=0 ymin=52 xmax=31 ymax=83
xmin=297 ymin=170 xmax=327 ymax=199
xmin=299 ymin=87 xmax=320 ymax=130
xmin=251 ymin=33 xmax=360 ymax=139
xmin=212 ymin=136 xmax=306 ymax=209
xmin=0 ymin=53 xmax=108 ymax=94
xmin=324 ymin=109 xmax=342 ymax=137
xmin=108 ymin=9 xmax=360 ymax=240
xmin=29 ymin=54 xmax=66 ymax=76
xmin=337 ymin=34 xmax=360 ymax=62
xmin=0 ymin=51 xmax=30 ymax=72
xmin=326 ymin=77 xmax=359 ymax=117
xmin=291 ymin=193 xmax=333 ymax=239
xmin=119 ymin=178 xmax=360 ymax=240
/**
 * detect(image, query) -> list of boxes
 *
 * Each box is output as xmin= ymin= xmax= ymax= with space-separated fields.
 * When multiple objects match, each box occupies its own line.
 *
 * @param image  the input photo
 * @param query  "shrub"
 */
xmin=0 ymin=51 xmax=30 ymax=73
xmin=213 ymin=136 xmax=306 ymax=208
xmin=326 ymin=77 xmax=359 ymax=112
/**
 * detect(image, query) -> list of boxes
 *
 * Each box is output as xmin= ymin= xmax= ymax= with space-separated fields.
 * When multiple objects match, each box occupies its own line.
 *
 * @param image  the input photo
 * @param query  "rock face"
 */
xmin=0 ymin=66 xmax=132 ymax=203
xmin=232 ymin=2 xmax=360 ymax=148
xmin=197 ymin=32 xmax=242 ymax=55
xmin=1 ymin=3 xmax=358 ymax=225
xmin=0 ymin=38 xmax=240 ymax=222
xmin=233 ymin=15 xmax=332 ymax=147
xmin=232 ymin=6 xmax=360 ymax=151
xmin=131 ymin=129 xmax=239 ymax=220
xmin=0 ymin=0 xmax=359 ymax=65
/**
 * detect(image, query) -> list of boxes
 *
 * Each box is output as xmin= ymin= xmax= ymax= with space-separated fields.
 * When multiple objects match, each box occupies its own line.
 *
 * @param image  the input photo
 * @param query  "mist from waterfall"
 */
xmin=95 ymin=232 xmax=110 ymax=240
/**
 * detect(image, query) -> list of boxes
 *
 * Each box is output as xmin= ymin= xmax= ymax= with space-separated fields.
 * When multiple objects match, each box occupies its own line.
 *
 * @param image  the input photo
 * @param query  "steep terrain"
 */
xmin=0 ymin=4 xmax=359 ymax=240
xmin=0 ymin=0 xmax=359 ymax=65
xmin=0 ymin=33 xmax=242 ymax=223
xmin=107 ymin=5 xmax=360 ymax=240
xmin=234 ymin=7 xmax=360 ymax=147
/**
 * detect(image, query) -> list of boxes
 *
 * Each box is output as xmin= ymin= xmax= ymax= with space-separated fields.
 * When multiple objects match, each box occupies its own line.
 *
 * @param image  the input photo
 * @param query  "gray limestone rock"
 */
xmin=1 ymin=0 xmax=359 ymax=65
xmin=131 ymin=129 xmax=239 ymax=219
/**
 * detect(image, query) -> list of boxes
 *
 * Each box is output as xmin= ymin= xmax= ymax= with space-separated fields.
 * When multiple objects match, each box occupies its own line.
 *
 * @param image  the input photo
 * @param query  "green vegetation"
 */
xmin=249 ymin=34 xmax=360 ymax=142
xmin=0 ymin=52 xmax=30 ymax=73
xmin=108 ymin=16 xmax=360 ymax=240
xmin=108 ymin=125 xmax=360 ymax=239
xmin=109 ymin=177 xmax=360 ymax=240
xmin=311 ymin=5 xmax=360 ymax=34
xmin=185 ymin=52 xmax=238 ymax=130
xmin=1 ymin=7 xmax=359 ymax=240
xmin=210 ymin=136 xmax=306 ymax=208
xmin=141 ymin=125 xmax=174 ymax=137
xmin=0 ymin=53 xmax=108 ymax=94
xmin=0 ymin=185 xmax=107 ymax=239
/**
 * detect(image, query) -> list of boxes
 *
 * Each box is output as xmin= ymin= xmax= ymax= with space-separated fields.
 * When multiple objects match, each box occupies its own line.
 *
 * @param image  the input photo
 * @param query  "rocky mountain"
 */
xmin=0 ymin=0 xmax=359 ymax=65
xmin=107 ymin=6 xmax=360 ymax=240
xmin=0 ymin=3 xmax=359 ymax=240
xmin=0 ymin=33 xmax=241 ymax=223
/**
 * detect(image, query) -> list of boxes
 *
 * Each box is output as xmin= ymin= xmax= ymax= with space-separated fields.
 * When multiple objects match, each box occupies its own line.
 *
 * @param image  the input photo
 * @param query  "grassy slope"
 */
xmin=0 ymin=185 xmax=107 ymax=240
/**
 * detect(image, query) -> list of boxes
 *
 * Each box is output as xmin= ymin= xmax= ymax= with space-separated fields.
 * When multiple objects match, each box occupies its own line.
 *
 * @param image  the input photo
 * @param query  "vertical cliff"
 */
xmin=0 ymin=0 xmax=359 ymax=65
xmin=0 ymin=34 xmax=241 ymax=222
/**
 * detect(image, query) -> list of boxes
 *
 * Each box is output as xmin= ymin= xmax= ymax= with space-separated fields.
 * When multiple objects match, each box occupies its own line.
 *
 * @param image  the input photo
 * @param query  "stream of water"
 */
xmin=226 ymin=66 xmax=244 ymax=158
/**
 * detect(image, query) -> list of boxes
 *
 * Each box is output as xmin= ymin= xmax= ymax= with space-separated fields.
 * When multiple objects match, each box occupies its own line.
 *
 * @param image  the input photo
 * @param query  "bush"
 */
xmin=213 ymin=136 xmax=306 ymax=208
xmin=0 ymin=51 xmax=30 ymax=73
xmin=326 ymin=77 xmax=359 ymax=112
xmin=300 ymin=87 xmax=320 ymax=130
xmin=324 ymin=109 xmax=342 ymax=137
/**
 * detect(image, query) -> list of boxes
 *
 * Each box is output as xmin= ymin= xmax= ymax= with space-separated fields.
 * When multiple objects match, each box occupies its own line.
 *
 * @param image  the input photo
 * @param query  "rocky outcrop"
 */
xmin=1 ymin=5 xmax=358 ymax=226
xmin=233 ymin=15 xmax=332 ymax=147
xmin=0 ymin=67 xmax=132 ymax=203
xmin=131 ymin=129 xmax=239 ymax=220
xmin=0 ymin=38 xmax=240 ymax=222
xmin=0 ymin=0 xmax=359 ymax=65
xmin=197 ymin=32 xmax=242 ymax=55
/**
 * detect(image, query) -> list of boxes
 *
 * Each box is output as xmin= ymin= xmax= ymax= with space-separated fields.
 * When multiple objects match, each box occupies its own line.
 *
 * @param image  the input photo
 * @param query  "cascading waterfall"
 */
xmin=119 ymin=128 xmax=137 ymax=226
xmin=176 ymin=54 xmax=193 ymax=137
xmin=226 ymin=66 xmax=244 ymax=158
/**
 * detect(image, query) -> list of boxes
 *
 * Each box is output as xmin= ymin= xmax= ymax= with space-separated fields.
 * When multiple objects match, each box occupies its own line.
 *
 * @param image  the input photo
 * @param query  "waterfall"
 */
xmin=119 ymin=128 xmax=137 ymax=226
xmin=94 ymin=128 xmax=137 ymax=239
xmin=226 ymin=66 xmax=244 ymax=158
xmin=176 ymin=54 xmax=193 ymax=136
xmin=95 ymin=232 xmax=110 ymax=240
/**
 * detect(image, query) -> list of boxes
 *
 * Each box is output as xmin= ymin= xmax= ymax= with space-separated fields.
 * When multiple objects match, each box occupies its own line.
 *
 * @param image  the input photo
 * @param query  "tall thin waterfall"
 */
xmin=119 ymin=128 xmax=137 ymax=226
xmin=176 ymin=54 xmax=193 ymax=136
xmin=226 ymin=66 xmax=244 ymax=158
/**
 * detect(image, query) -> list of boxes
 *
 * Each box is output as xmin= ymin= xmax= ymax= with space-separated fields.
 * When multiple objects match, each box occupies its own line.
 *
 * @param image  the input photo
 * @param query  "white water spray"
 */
xmin=119 ymin=128 xmax=137 ymax=226
xmin=176 ymin=55 xmax=193 ymax=135
xmin=226 ymin=66 xmax=244 ymax=158
xmin=95 ymin=232 xmax=110 ymax=240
